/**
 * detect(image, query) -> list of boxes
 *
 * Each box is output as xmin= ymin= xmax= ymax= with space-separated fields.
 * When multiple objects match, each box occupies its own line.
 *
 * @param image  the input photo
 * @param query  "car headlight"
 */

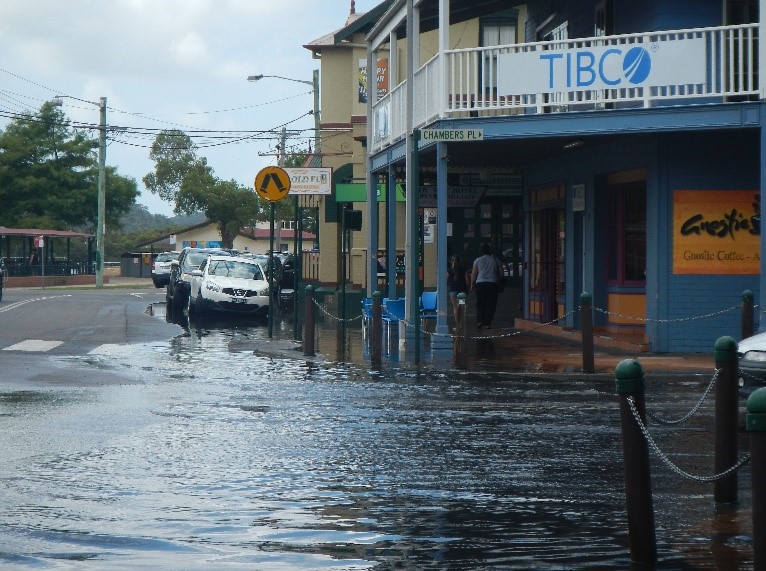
xmin=741 ymin=351 xmax=766 ymax=363
xmin=206 ymin=282 xmax=221 ymax=293
xmin=258 ymin=288 xmax=269 ymax=296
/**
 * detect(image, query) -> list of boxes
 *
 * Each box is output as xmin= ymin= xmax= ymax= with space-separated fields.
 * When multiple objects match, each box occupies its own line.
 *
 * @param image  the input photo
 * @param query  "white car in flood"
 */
xmin=188 ymin=255 xmax=271 ymax=317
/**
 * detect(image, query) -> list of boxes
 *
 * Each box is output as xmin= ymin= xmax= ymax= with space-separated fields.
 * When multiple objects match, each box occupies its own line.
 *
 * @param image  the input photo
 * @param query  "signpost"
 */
xmin=254 ymin=166 xmax=292 ymax=339
xmin=421 ymin=129 xmax=484 ymax=142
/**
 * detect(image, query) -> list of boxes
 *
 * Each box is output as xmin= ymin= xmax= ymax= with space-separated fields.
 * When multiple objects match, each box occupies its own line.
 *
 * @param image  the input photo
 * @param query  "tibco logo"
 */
xmin=623 ymin=47 xmax=652 ymax=84
xmin=540 ymin=46 xmax=653 ymax=88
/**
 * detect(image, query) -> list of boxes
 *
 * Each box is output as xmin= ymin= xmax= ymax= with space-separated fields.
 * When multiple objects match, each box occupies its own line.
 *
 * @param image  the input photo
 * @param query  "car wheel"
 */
xmin=172 ymin=285 xmax=185 ymax=313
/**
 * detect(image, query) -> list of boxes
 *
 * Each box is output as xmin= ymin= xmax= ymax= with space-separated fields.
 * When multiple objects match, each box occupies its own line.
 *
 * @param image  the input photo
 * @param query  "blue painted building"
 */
xmin=362 ymin=0 xmax=762 ymax=353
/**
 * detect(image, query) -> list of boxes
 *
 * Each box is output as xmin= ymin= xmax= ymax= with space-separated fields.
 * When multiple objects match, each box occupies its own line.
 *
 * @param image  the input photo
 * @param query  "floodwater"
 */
xmin=0 ymin=303 xmax=755 ymax=569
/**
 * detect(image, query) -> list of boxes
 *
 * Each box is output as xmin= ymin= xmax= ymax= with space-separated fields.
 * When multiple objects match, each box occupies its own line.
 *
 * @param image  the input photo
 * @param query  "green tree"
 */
xmin=145 ymin=129 xmax=277 ymax=249
xmin=0 ymin=102 xmax=138 ymax=230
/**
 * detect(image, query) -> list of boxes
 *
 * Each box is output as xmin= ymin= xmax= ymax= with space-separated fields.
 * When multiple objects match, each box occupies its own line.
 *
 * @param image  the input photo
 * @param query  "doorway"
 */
xmin=528 ymin=183 xmax=566 ymax=323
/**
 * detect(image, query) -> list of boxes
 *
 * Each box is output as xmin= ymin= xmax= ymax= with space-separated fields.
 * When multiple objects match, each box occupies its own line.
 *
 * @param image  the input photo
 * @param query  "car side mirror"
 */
xmin=190 ymin=269 xmax=203 ymax=277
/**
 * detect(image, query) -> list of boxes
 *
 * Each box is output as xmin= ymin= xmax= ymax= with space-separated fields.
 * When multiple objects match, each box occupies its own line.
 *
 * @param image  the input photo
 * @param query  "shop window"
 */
xmin=606 ymin=180 xmax=646 ymax=285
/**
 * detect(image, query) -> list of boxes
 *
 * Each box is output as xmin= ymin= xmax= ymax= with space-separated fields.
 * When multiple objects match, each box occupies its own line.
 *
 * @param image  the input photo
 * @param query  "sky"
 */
xmin=0 ymin=0 xmax=381 ymax=217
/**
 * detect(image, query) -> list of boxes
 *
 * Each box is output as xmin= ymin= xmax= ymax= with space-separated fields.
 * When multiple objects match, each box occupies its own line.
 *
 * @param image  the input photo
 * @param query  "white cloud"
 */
xmin=0 ymin=0 xmax=381 ymax=216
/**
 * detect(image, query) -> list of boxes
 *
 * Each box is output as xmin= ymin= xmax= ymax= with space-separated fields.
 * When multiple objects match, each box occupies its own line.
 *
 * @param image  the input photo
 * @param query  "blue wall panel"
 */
xmin=660 ymin=130 xmax=760 ymax=351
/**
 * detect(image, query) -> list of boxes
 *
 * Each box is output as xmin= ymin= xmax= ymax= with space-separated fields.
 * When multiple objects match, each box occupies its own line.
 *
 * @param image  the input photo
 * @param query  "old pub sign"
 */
xmin=673 ymin=190 xmax=760 ymax=275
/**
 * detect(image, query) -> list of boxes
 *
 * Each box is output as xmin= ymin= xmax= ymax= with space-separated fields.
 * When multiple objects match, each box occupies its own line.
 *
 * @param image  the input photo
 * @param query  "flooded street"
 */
xmin=0 ymin=301 xmax=754 ymax=569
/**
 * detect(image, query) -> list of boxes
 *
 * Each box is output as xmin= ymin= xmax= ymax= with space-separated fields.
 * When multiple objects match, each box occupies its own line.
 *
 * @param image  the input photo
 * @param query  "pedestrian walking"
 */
xmin=447 ymin=255 xmax=467 ymax=324
xmin=470 ymin=243 xmax=501 ymax=329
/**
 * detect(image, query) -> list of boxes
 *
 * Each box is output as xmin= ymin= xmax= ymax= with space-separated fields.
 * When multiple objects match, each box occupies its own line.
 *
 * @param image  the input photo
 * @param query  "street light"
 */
xmin=247 ymin=72 xmax=320 ymax=155
xmin=248 ymin=71 xmax=320 ymax=340
xmin=51 ymin=95 xmax=107 ymax=288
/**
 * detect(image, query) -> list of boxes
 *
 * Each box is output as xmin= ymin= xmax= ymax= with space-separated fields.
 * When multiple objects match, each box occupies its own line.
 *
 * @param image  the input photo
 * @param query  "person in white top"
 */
xmin=470 ymin=243 xmax=501 ymax=329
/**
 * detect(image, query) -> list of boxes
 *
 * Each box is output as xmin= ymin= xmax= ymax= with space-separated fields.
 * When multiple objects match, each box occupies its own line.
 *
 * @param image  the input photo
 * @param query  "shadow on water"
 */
xmin=0 ymin=300 xmax=752 ymax=568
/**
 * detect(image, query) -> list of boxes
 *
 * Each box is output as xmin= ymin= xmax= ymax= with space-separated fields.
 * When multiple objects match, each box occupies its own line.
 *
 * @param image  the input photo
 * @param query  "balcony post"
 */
xmin=438 ymin=0 xmax=449 ymax=119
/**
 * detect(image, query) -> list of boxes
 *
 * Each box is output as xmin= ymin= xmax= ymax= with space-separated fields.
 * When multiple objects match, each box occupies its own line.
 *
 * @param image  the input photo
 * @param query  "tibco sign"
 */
xmin=498 ymin=38 xmax=705 ymax=94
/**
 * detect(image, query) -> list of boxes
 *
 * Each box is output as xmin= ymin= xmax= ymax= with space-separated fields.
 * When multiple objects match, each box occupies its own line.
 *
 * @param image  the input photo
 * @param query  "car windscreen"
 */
xmin=208 ymin=260 xmax=264 ymax=280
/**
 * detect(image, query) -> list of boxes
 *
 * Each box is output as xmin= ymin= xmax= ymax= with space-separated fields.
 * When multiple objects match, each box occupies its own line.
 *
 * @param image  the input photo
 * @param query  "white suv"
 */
xmin=151 ymin=251 xmax=179 ymax=288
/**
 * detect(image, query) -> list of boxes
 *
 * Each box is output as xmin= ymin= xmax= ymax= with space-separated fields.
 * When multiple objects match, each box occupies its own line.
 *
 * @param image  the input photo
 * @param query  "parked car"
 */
xmin=738 ymin=332 xmax=766 ymax=396
xmin=166 ymin=247 xmax=231 ymax=313
xmin=151 ymin=251 xmax=179 ymax=288
xmin=187 ymin=254 xmax=270 ymax=317
xmin=0 ymin=257 xmax=7 ymax=302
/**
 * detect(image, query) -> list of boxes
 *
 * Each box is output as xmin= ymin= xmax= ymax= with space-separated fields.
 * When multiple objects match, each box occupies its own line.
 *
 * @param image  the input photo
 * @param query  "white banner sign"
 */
xmin=284 ymin=167 xmax=332 ymax=195
xmin=498 ymin=38 xmax=706 ymax=94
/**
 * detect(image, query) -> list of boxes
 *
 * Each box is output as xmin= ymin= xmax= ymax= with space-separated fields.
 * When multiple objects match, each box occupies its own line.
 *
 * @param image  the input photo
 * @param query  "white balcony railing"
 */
xmin=371 ymin=23 xmax=759 ymax=153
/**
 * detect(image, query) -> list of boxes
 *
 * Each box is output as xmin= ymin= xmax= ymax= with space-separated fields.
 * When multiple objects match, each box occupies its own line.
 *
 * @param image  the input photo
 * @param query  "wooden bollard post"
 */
xmin=303 ymin=285 xmax=315 ymax=357
xmin=453 ymin=292 xmax=467 ymax=369
xmin=581 ymin=292 xmax=595 ymax=373
xmin=714 ymin=336 xmax=738 ymax=503
xmin=742 ymin=290 xmax=754 ymax=341
xmin=615 ymin=359 xmax=657 ymax=565
xmin=747 ymin=388 xmax=766 ymax=568
xmin=371 ymin=291 xmax=382 ymax=365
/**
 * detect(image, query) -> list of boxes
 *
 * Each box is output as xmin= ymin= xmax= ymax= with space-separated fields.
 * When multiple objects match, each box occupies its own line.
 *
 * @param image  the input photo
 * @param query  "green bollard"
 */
xmin=714 ymin=336 xmax=738 ymax=503
xmin=615 ymin=359 xmax=657 ymax=565
xmin=303 ymin=285 xmax=315 ymax=357
xmin=742 ymin=290 xmax=754 ymax=341
xmin=747 ymin=388 xmax=766 ymax=568
xmin=453 ymin=292 xmax=467 ymax=369
xmin=371 ymin=291 xmax=382 ymax=366
xmin=580 ymin=292 xmax=595 ymax=373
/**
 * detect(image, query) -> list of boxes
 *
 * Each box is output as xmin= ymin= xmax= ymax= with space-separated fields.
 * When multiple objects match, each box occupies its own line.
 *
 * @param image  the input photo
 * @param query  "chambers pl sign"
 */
xmin=498 ymin=38 xmax=705 ymax=94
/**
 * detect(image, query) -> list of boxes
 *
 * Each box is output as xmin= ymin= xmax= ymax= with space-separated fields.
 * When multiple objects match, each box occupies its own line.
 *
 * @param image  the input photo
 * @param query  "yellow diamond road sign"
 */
xmin=254 ymin=166 xmax=291 ymax=202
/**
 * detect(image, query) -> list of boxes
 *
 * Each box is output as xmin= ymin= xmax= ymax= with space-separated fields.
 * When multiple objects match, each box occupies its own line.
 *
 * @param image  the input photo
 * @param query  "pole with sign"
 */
xmin=254 ymin=163 xmax=292 ymax=339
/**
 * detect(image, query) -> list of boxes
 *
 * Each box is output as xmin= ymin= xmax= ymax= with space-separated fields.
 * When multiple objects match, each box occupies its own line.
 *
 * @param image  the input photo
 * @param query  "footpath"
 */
xmin=52 ymin=277 xmax=718 ymax=379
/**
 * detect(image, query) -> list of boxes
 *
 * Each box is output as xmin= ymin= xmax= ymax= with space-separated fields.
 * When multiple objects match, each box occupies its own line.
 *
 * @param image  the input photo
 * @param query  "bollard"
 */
xmin=371 ymin=291 xmax=382 ymax=365
xmin=747 ymin=388 xmax=766 ymax=568
xmin=303 ymin=285 xmax=315 ymax=357
xmin=580 ymin=292 xmax=595 ymax=373
xmin=714 ymin=336 xmax=738 ymax=503
xmin=615 ymin=359 xmax=657 ymax=565
xmin=453 ymin=292 xmax=467 ymax=369
xmin=742 ymin=290 xmax=754 ymax=341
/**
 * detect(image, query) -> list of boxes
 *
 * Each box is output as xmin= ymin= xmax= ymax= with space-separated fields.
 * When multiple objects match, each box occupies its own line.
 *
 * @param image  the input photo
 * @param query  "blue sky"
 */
xmin=0 ymin=0 xmax=380 ymax=217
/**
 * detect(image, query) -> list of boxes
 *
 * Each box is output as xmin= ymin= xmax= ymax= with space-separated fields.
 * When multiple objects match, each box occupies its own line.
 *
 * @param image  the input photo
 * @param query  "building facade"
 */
xmin=360 ymin=0 xmax=762 ymax=353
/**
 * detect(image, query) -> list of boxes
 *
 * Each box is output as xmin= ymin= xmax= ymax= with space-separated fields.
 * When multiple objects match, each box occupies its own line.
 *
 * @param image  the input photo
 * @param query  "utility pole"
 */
xmin=96 ymin=97 xmax=106 ymax=288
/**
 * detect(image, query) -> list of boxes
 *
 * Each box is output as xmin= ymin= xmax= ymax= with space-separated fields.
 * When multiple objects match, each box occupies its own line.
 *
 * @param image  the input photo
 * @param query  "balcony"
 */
xmin=371 ymin=23 xmax=760 ymax=153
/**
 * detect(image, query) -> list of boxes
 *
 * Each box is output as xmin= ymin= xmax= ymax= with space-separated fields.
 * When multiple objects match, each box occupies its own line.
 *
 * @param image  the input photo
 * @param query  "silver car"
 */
xmin=151 ymin=251 xmax=179 ymax=288
xmin=738 ymin=331 xmax=766 ymax=396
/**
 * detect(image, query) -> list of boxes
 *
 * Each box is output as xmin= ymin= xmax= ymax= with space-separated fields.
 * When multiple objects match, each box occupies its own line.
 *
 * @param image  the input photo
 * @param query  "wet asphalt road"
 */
xmin=0 ymin=286 xmax=757 ymax=569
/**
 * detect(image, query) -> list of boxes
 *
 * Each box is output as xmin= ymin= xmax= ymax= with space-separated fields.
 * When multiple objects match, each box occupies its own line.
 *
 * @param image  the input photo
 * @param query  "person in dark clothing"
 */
xmin=447 ymin=255 xmax=467 ymax=323
xmin=470 ymin=243 xmax=501 ymax=329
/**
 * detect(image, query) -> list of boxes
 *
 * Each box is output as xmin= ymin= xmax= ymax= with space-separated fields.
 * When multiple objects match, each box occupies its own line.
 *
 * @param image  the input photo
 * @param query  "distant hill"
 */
xmin=118 ymin=204 xmax=206 ymax=232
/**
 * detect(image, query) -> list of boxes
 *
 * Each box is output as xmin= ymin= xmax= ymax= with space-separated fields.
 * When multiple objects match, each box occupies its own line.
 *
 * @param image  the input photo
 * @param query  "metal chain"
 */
xmin=593 ymin=303 xmax=741 ymax=324
xmin=311 ymin=298 xmax=364 ymax=323
xmin=647 ymin=369 xmax=719 ymax=426
xmin=626 ymin=396 xmax=750 ymax=482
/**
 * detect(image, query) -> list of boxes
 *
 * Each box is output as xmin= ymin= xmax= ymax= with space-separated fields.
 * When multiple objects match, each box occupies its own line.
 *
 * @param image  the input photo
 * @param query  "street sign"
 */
xmin=254 ymin=166 xmax=292 ymax=202
xmin=421 ymin=129 xmax=484 ymax=142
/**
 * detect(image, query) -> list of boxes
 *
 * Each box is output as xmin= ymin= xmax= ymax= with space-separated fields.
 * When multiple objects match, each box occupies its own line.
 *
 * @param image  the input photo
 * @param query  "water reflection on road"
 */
xmin=0 ymin=303 xmax=754 ymax=569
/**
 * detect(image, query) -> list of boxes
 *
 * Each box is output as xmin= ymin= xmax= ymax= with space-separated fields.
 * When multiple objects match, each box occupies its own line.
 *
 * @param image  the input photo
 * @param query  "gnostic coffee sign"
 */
xmin=673 ymin=190 xmax=761 ymax=275
xmin=498 ymin=38 xmax=705 ymax=94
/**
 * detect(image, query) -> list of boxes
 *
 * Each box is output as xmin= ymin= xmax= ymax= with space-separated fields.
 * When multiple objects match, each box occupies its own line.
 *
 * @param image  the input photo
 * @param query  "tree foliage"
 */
xmin=0 ymin=102 xmax=138 ymax=230
xmin=144 ymin=129 xmax=300 ymax=248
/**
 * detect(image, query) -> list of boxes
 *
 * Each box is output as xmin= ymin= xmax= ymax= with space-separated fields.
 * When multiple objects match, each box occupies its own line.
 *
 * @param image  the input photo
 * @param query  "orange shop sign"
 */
xmin=673 ymin=190 xmax=760 ymax=275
